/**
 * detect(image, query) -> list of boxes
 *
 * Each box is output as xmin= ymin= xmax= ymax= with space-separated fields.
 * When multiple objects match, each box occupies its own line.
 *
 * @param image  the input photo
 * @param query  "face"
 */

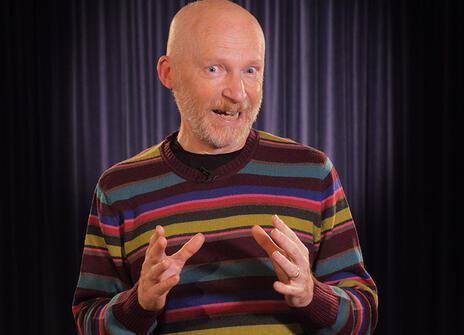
xmin=171 ymin=20 xmax=264 ymax=152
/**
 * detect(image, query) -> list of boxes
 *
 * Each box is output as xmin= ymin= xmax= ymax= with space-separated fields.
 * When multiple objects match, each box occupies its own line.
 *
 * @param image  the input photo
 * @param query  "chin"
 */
xmin=203 ymin=126 xmax=250 ymax=149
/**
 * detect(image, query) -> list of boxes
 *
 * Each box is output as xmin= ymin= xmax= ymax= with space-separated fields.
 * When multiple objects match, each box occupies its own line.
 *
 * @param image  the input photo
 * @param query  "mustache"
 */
xmin=209 ymin=99 xmax=251 ymax=113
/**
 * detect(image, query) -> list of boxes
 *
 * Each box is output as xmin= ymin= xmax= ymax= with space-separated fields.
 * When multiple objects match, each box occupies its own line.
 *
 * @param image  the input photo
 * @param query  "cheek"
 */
xmin=246 ymin=81 xmax=263 ymax=103
xmin=194 ymin=81 xmax=223 ymax=104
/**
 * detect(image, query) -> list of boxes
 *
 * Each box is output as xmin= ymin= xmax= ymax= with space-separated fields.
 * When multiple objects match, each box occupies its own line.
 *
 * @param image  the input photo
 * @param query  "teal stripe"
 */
xmin=78 ymin=273 xmax=127 ymax=294
xmin=98 ymin=173 xmax=185 ymax=205
xmin=316 ymin=286 xmax=351 ymax=335
xmin=104 ymin=293 xmax=139 ymax=334
xmin=314 ymin=248 xmax=363 ymax=277
xmin=179 ymin=258 xmax=275 ymax=284
xmin=239 ymin=158 xmax=332 ymax=179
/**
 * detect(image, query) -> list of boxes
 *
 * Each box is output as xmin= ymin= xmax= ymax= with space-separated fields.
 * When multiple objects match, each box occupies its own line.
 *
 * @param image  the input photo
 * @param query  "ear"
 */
xmin=157 ymin=55 xmax=173 ymax=89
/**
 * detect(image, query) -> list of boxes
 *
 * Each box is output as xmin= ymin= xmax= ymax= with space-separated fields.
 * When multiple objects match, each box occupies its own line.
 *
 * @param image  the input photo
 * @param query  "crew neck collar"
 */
xmin=160 ymin=129 xmax=259 ymax=183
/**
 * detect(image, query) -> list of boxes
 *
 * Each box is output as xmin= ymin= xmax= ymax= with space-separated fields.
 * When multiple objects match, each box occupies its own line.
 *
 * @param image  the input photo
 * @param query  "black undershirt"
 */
xmin=170 ymin=138 xmax=243 ymax=175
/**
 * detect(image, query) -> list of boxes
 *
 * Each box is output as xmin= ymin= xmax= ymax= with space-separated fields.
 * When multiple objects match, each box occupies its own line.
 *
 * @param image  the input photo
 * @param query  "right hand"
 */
xmin=137 ymin=225 xmax=205 ymax=312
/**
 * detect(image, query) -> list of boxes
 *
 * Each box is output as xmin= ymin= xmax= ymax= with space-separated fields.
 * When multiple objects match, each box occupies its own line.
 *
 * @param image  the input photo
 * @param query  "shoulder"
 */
xmin=256 ymin=130 xmax=330 ymax=166
xmin=97 ymin=141 xmax=166 ymax=195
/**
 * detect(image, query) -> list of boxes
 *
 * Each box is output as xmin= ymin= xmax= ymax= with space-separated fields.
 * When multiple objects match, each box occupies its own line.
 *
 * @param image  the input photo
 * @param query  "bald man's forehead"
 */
xmin=194 ymin=23 xmax=264 ymax=53
xmin=167 ymin=0 xmax=265 ymax=59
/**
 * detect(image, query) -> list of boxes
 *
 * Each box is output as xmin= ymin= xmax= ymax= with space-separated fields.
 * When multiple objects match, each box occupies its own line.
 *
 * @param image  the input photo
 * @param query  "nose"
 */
xmin=222 ymin=73 xmax=247 ymax=104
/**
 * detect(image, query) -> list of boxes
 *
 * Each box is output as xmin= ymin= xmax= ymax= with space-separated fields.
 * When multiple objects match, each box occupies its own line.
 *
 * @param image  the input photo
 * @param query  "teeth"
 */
xmin=213 ymin=110 xmax=238 ymax=116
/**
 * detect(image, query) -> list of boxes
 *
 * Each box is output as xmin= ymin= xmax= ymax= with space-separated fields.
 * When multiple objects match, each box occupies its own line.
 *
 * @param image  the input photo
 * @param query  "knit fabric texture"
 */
xmin=72 ymin=129 xmax=378 ymax=334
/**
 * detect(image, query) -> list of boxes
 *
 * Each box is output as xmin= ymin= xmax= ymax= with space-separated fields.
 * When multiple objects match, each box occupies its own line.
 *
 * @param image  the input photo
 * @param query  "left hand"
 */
xmin=252 ymin=215 xmax=314 ymax=307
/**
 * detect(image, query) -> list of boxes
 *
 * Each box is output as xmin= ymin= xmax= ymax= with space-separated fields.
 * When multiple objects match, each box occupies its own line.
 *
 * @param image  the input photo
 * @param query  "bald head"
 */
xmin=156 ymin=0 xmax=265 ymax=154
xmin=166 ymin=0 xmax=265 ymax=63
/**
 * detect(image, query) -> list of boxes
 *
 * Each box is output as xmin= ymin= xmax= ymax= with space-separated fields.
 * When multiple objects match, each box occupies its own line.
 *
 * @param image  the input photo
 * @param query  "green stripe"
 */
xmin=239 ymin=159 xmax=332 ymax=179
xmin=180 ymin=258 xmax=275 ymax=285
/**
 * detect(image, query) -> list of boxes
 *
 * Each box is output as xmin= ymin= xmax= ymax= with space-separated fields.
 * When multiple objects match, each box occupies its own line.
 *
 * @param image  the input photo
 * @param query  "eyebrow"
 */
xmin=201 ymin=57 xmax=264 ymax=66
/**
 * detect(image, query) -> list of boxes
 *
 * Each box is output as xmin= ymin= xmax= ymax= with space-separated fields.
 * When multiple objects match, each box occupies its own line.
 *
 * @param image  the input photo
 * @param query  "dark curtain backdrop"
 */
xmin=2 ymin=0 xmax=461 ymax=334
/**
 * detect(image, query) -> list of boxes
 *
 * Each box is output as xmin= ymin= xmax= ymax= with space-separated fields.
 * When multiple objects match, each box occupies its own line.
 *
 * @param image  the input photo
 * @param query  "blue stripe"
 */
xmin=239 ymin=159 xmax=333 ymax=179
xmin=179 ymin=258 xmax=275 ymax=285
xmin=346 ymin=287 xmax=367 ymax=332
xmin=77 ymin=273 xmax=127 ymax=294
xmin=98 ymin=181 xmax=343 ymax=225
xmin=98 ymin=175 xmax=342 ymax=226
xmin=314 ymin=249 xmax=363 ymax=277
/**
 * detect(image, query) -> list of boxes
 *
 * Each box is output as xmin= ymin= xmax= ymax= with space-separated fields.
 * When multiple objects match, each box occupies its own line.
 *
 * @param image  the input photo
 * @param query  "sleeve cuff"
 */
xmin=291 ymin=279 xmax=340 ymax=329
xmin=111 ymin=283 xmax=160 ymax=334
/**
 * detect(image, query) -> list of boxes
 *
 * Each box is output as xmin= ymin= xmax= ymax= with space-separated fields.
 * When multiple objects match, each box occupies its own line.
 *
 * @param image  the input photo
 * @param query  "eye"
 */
xmin=207 ymin=65 xmax=219 ymax=73
xmin=246 ymin=66 xmax=258 ymax=75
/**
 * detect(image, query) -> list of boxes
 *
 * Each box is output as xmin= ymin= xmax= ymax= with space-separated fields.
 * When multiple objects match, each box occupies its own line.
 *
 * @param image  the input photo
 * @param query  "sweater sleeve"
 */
xmin=292 ymin=157 xmax=378 ymax=334
xmin=72 ymin=185 xmax=159 ymax=335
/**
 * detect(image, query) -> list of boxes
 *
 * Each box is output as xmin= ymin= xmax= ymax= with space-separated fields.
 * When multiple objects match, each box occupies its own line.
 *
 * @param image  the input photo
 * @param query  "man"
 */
xmin=72 ymin=0 xmax=378 ymax=334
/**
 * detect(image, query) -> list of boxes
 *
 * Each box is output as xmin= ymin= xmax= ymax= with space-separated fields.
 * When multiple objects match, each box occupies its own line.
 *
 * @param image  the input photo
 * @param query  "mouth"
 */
xmin=212 ymin=109 xmax=241 ymax=120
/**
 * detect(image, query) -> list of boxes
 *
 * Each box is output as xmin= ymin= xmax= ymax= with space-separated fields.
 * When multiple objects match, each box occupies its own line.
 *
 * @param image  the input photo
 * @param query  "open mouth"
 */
xmin=212 ymin=109 xmax=240 ymax=120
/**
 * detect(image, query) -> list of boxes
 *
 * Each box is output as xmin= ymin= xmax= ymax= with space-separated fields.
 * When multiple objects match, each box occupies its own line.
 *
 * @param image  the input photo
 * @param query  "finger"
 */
xmin=272 ymin=215 xmax=306 ymax=249
xmin=251 ymin=225 xmax=291 ymax=283
xmin=273 ymin=280 xmax=304 ymax=297
xmin=172 ymin=233 xmax=205 ymax=262
xmin=251 ymin=225 xmax=287 ymax=257
xmin=147 ymin=259 xmax=171 ymax=283
xmin=270 ymin=228 xmax=306 ymax=266
xmin=146 ymin=225 xmax=165 ymax=256
xmin=153 ymin=274 xmax=181 ymax=296
xmin=272 ymin=250 xmax=301 ymax=280
xmin=145 ymin=228 xmax=168 ymax=266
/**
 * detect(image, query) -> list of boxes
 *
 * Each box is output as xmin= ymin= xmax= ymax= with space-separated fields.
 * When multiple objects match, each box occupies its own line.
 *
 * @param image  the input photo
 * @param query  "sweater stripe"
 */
xmin=73 ymin=130 xmax=378 ymax=334
xmin=178 ymin=257 xmax=274 ymax=284
xmin=314 ymin=248 xmax=363 ymax=277
xmin=238 ymin=159 xmax=332 ymax=179
xmin=163 ymin=300 xmax=290 ymax=322
xmin=161 ymin=323 xmax=303 ymax=335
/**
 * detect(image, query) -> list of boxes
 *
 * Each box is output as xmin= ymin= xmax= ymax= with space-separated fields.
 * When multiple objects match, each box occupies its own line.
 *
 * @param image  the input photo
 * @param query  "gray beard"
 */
xmin=172 ymin=89 xmax=261 ymax=149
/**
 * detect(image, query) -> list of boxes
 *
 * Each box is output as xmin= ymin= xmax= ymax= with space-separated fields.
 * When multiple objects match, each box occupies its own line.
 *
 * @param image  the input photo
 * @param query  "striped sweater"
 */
xmin=72 ymin=129 xmax=378 ymax=334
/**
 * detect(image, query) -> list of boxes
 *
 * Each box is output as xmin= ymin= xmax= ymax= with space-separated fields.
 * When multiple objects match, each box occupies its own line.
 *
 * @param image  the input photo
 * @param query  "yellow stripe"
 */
xmin=88 ymin=210 xmax=352 ymax=257
xmin=125 ymin=214 xmax=316 ymax=255
xmin=165 ymin=323 xmax=303 ymax=335
xmin=258 ymin=130 xmax=296 ymax=144
xmin=320 ymin=207 xmax=353 ymax=233
xmin=121 ymin=143 xmax=162 ymax=164
xmin=339 ymin=280 xmax=379 ymax=306
xmin=85 ymin=234 xmax=122 ymax=258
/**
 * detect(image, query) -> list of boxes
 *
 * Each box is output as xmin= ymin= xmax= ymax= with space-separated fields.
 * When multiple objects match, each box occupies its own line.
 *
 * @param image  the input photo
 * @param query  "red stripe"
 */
xmin=98 ymin=189 xmax=344 ymax=236
xmin=123 ymin=194 xmax=320 ymax=231
xmin=98 ymin=303 xmax=109 ymax=335
xmin=88 ymin=215 xmax=100 ymax=226
xmin=163 ymin=300 xmax=289 ymax=322
xmin=346 ymin=290 xmax=363 ymax=334
xmin=321 ymin=187 xmax=345 ymax=208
